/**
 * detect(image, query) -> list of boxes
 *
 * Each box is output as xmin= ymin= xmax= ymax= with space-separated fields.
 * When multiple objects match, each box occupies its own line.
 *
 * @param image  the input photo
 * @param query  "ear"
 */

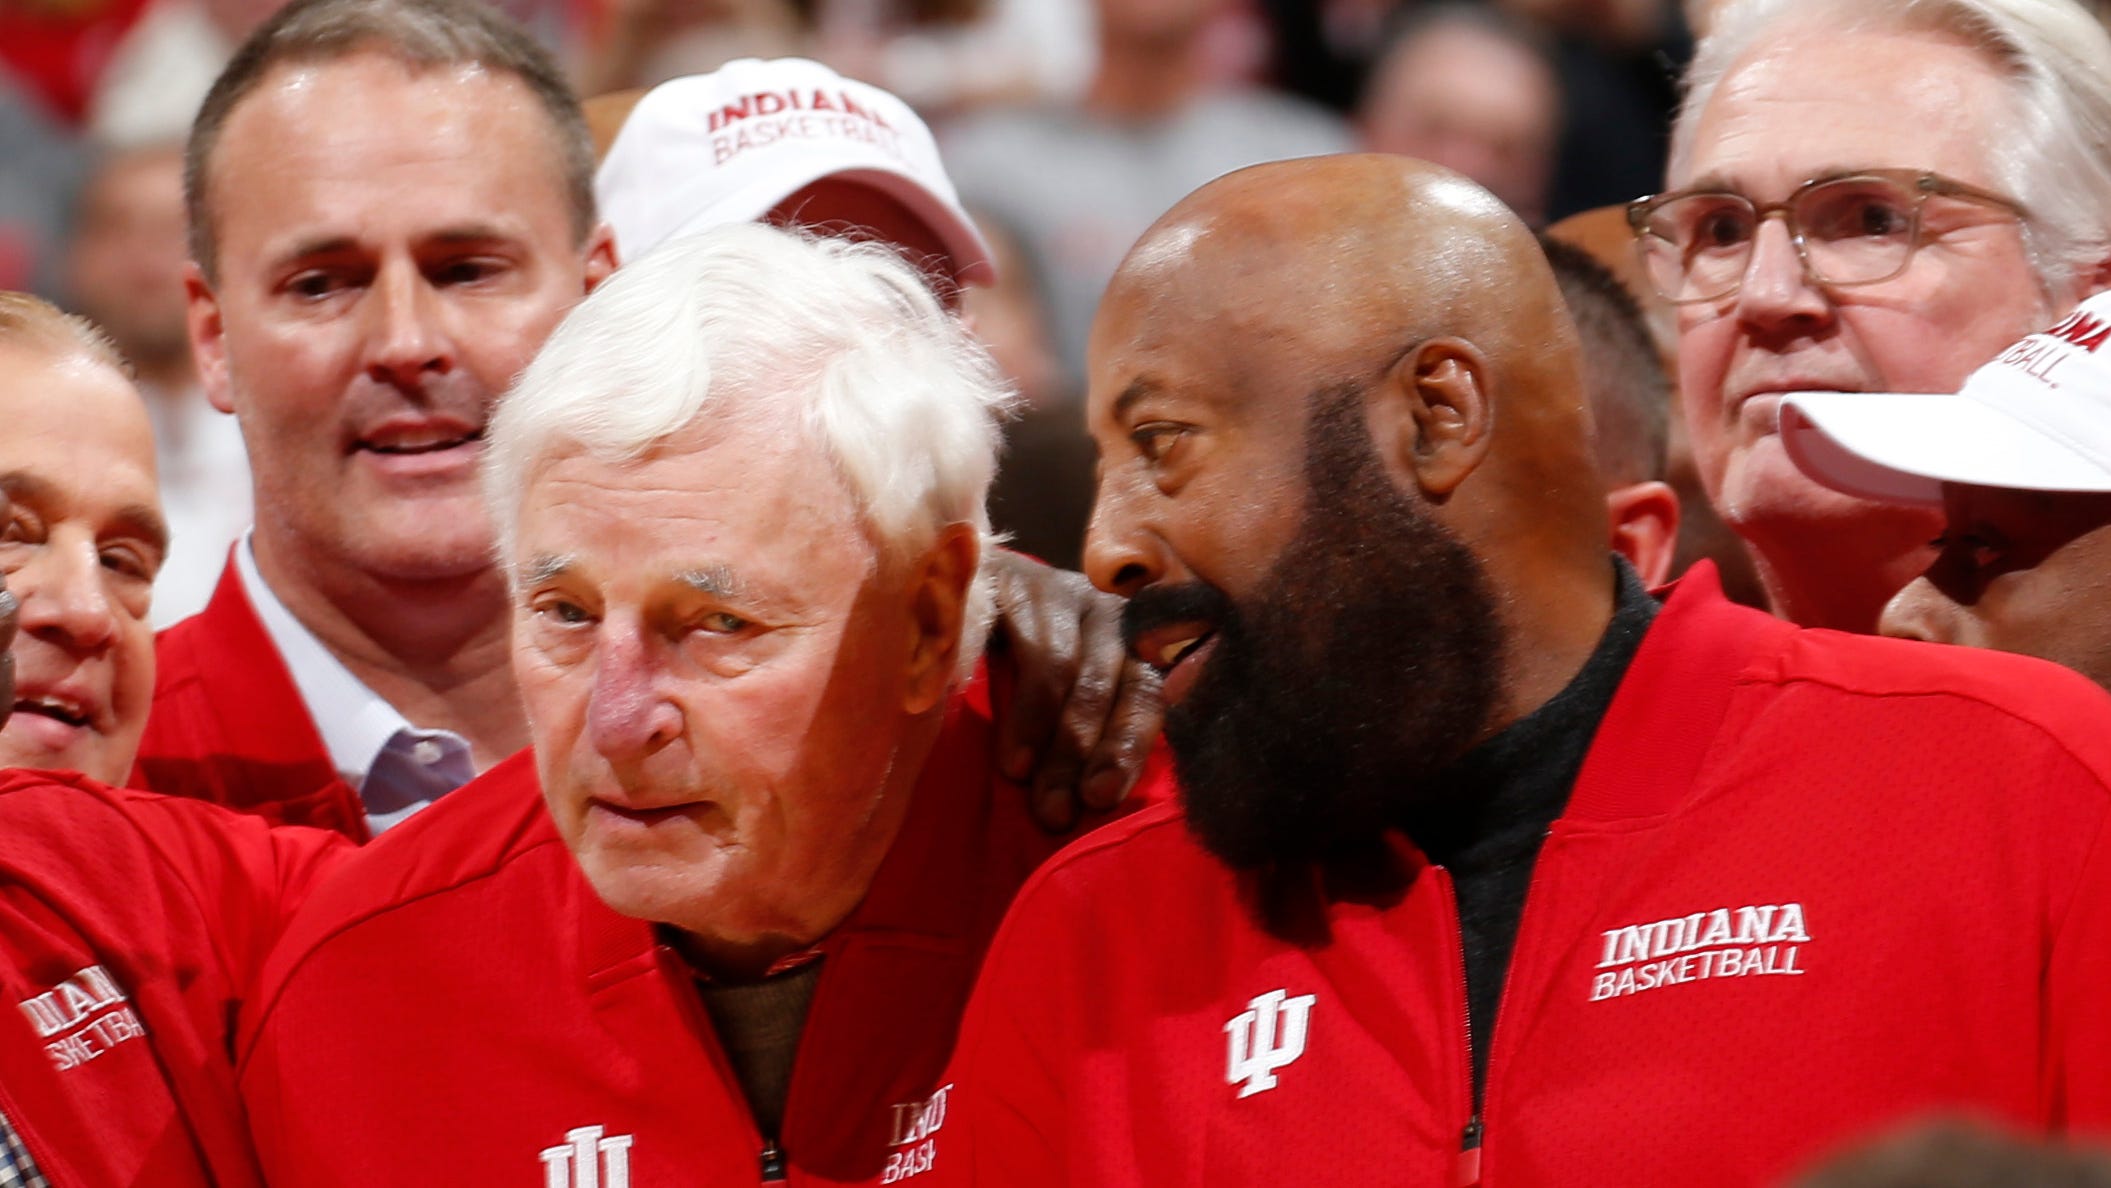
xmin=1604 ymin=480 xmax=1681 ymax=587
xmin=902 ymin=523 xmax=980 ymax=715
xmin=185 ymin=261 xmax=237 ymax=416
xmin=2083 ymin=254 xmax=2111 ymax=301
xmin=1366 ymin=337 xmax=1496 ymax=499
xmin=583 ymin=222 xmax=619 ymax=293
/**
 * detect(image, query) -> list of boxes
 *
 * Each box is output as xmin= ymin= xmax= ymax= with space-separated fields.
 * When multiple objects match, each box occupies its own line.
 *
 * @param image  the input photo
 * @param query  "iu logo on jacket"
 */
xmin=1225 ymin=988 xmax=1317 ymax=1098
xmin=539 ymin=1124 xmax=634 ymax=1188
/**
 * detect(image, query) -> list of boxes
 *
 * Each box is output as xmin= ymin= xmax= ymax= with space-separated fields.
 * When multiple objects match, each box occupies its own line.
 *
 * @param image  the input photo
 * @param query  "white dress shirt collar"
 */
xmin=234 ymin=536 xmax=473 ymax=832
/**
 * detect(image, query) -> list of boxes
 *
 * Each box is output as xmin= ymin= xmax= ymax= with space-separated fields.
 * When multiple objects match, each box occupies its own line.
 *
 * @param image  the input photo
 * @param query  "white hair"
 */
xmin=485 ymin=222 xmax=1017 ymax=683
xmin=1670 ymin=0 xmax=2111 ymax=294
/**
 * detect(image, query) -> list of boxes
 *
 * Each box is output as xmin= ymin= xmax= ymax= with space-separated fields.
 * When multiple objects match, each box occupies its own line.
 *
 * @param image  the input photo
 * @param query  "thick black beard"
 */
xmin=1126 ymin=385 xmax=1504 ymax=939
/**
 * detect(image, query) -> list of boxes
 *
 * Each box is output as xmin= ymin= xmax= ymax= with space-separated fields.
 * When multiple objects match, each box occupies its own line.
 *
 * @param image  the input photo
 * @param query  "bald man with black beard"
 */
xmin=925 ymin=156 xmax=2111 ymax=1188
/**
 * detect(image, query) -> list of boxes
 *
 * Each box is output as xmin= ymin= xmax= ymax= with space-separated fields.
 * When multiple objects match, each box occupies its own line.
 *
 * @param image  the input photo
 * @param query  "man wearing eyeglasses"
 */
xmin=1633 ymin=0 xmax=2111 ymax=633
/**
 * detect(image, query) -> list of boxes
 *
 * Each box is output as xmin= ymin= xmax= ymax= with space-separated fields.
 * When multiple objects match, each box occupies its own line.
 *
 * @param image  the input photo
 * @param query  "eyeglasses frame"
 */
xmin=1624 ymin=169 xmax=2029 ymax=305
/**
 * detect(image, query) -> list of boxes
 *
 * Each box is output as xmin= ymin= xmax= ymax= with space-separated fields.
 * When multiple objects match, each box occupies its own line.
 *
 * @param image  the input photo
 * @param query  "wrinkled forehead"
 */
xmin=516 ymin=410 xmax=871 ymax=569
xmin=1678 ymin=28 xmax=2015 ymax=192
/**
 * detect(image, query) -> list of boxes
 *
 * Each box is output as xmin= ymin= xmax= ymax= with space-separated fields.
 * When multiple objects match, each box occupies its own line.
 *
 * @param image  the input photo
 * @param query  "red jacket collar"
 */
xmin=1561 ymin=562 xmax=1794 ymax=826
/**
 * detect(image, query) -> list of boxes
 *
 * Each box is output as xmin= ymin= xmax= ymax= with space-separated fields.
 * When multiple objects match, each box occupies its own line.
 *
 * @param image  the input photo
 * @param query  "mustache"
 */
xmin=1121 ymin=581 xmax=1236 ymax=653
xmin=338 ymin=371 xmax=495 ymax=427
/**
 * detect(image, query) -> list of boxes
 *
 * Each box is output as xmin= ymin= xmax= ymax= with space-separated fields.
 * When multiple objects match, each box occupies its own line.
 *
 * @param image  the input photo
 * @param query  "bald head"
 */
xmin=1090 ymin=155 xmax=1603 ymax=566
xmin=1106 ymin=155 xmax=1566 ymax=362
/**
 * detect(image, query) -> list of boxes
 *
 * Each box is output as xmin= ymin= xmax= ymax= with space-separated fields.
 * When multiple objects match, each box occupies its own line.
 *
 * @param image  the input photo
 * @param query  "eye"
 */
xmin=431 ymin=256 xmax=508 ymax=287
xmin=0 ymin=507 xmax=43 ymax=565
xmin=1804 ymin=185 xmax=1915 ymax=242
xmin=1130 ymin=422 xmax=1190 ymax=465
xmin=1931 ymin=530 xmax=2006 ymax=573
xmin=699 ymin=611 xmax=749 ymax=635
xmin=1690 ymin=205 xmax=1753 ymax=251
xmin=533 ymin=597 xmax=595 ymax=626
xmin=99 ymin=544 xmax=156 ymax=583
xmin=284 ymin=270 xmax=353 ymax=301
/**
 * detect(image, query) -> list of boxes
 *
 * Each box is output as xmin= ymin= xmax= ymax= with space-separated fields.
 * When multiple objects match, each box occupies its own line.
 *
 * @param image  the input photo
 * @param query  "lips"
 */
xmin=9 ymin=673 xmax=100 ymax=729
xmin=1732 ymin=381 xmax=1862 ymax=438
xmin=592 ymin=801 xmax=693 ymax=826
xmin=3 ymin=678 xmax=103 ymax=756
xmin=11 ymin=693 xmax=88 ymax=729
xmin=352 ymin=413 xmax=485 ymax=456
xmin=1128 ymin=621 xmax=1219 ymax=707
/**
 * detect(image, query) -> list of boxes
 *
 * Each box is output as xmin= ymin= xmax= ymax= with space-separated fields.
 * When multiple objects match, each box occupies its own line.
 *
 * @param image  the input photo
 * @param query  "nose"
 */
xmin=584 ymin=619 xmax=683 ymax=765
xmin=1732 ymin=216 xmax=1830 ymax=334
xmin=1878 ymin=576 xmax=1969 ymax=647
xmin=363 ymin=259 xmax=454 ymax=390
xmin=1082 ymin=476 xmax=1167 ymax=598
xmin=14 ymin=536 xmax=118 ymax=657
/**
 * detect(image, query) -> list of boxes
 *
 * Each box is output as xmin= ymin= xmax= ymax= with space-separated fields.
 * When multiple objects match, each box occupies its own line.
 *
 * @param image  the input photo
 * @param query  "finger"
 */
xmin=1080 ymin=660 xmax=1164 ymax=810
xmin=993 ymin=602 xmax=1081 ymax=783
xmin=1030 ymin=775 xmax=1080 ymax=835
xmin=1024 ymin=583 xmax=1129 ymax=822
xmin=1025 ymin=658 xmax=1115 ymax=830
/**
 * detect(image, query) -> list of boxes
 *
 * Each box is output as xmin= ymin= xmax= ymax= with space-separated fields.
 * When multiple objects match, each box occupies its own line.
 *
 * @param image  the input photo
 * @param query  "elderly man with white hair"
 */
xmin=1632 ymin=0 xmax=2111 ymax=632
xmin=239 ymin=223 xmax=1086 ymax=1185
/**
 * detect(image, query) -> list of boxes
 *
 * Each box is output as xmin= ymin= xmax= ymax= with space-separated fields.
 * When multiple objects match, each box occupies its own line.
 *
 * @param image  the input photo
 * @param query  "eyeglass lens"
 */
xmin=1642 ymin=176 xmax=1922 ymax=302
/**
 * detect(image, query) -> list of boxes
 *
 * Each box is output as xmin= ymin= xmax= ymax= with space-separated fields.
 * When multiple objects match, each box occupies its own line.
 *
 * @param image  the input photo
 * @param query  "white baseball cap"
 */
xmin=595 ymin=58 xmax=994 ymax=287
xmin=1780 ymin=290 xmax=2111 ymax=508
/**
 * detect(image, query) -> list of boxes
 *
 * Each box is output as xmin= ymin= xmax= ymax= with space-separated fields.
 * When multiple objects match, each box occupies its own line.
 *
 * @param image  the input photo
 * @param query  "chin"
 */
xmin=354 ymin=533 xmax=501 ymax=584
xmin=0 ymin=740 xmax=103 ymax=782
xmin=578 ymin=859 xmax=717 ymax=929
xmin=1714 ymin=438 xmax=1845 ymax=529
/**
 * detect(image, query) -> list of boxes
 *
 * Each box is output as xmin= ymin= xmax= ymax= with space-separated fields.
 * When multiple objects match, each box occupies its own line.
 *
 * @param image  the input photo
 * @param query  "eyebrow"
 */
xmin=520 ymin=555 xmax=749 ymax=601
xmin=0 ymin=471 xmax=168 ymax=559
xmin=272 ymin=223 xmax=525 ymax=266
xmin=519 ymin=552 xmax=574 ymax=586
xmin=1111 ymin=379 xmax=1160 ymax=422
xmin=1680 ymin=164 xmax=1870 ymax=195
xmin=676 ymin=564 xmax=745 ymax=600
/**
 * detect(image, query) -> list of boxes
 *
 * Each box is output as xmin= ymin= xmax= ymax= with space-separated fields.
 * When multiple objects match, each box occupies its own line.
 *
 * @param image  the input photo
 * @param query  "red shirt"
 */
xmin=132 ymin=558 xmax=369 ymax=841
xmin=238 ymin=697 xmax=1121 ymax=1186
xmin=932 ymin=570 xmax=2111 ymax=1187
xmin=0 ymin=769 xmax=346 ymax=1187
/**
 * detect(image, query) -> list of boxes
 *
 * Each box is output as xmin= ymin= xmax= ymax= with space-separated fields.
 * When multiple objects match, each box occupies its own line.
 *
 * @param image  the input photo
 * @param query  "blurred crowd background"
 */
xmin=1 ymin=0 xmax=1756 ymax=617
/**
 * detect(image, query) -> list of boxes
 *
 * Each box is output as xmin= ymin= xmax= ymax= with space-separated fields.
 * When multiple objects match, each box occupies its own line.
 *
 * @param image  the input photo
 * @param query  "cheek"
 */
xmin=116 ymin=622 xmax=156 ymax=712
xmin=514 ymin=650 xmax=590 ymax=765
xmin=1176 ymin=483 xmax=1306 ymax=589
xmin=1675 ymin=308 xmax=1736 ymax=409
xmin=1837 ymin=306 xmax=2012 ymax=395
xmin=1994 ymin=550 xmax=2111 ymax=673
xmin=468 ymin=293 xmax=579 ymax=391
xmin=228 ymin=320 xmax=342 ymax=410
xmin=1675 ymin=367 xmax=1732 ymax=487
xmin=1843 ymin=263 xmax=2051 ymax=393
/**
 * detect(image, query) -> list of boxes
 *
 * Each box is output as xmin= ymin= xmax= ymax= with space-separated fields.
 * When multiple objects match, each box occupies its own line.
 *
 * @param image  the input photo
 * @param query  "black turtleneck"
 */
xmin=1407 ymin=559 xmax=1658 ymax=1111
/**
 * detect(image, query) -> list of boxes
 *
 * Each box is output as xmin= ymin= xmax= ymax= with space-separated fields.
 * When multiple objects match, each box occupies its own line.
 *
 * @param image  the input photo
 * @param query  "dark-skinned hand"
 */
xmin=984 ymin=549 xmax=1163 ymax=833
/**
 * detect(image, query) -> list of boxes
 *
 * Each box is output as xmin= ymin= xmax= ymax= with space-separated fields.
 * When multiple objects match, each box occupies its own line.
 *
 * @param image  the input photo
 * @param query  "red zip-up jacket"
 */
xmin=931 ymin=569 xmax=2111 ymax=1187
xmin=131 ymin=557 xmax=370 ymax=841
xmin=237 ymin=695 xmax=1119 ymax=1186
xmin=0 ymin=769 xmax=346 ymax=1187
